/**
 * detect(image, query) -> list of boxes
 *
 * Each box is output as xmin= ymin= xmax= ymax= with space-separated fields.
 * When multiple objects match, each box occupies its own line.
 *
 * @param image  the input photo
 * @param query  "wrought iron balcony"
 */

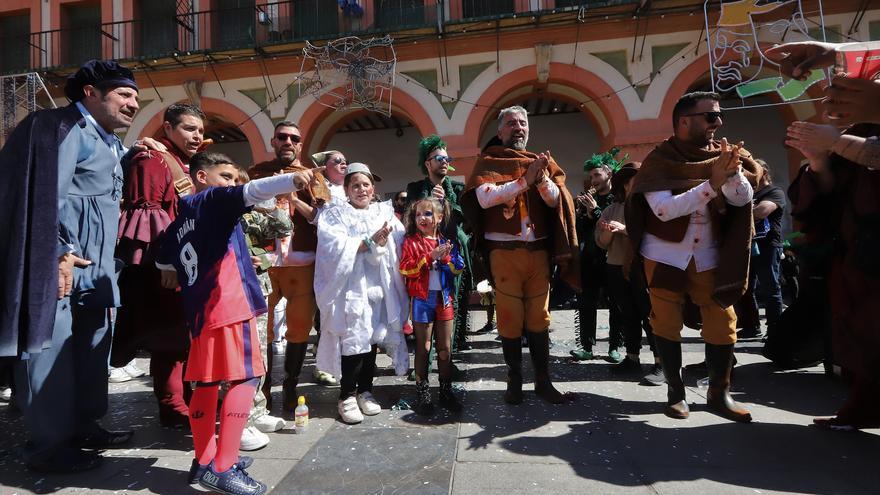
xmin=3 ymin=0 xmax=639 ymax=75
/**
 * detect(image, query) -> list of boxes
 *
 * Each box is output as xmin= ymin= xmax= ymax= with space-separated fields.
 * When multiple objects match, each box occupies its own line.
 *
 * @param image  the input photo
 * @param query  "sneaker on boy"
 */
xmin=199 ymin=461 xmax=267 ymax=495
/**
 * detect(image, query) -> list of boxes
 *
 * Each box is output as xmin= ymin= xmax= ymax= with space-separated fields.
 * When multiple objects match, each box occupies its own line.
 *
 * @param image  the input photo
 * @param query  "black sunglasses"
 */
xmin=683 ymin=111 xmax=723 ymax=124
xmin=431 ymin=156 xmax=454 ymax=164
xmin=275 ymin=132 xmax=302 ymax=143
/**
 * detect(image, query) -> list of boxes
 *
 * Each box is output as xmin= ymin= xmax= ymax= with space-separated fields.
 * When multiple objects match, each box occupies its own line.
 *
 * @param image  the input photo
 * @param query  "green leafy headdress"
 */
xmin=584 ymin=147 xmax=629 ymax=173
xmin=418 ymin=134 xmax=454 ymax=175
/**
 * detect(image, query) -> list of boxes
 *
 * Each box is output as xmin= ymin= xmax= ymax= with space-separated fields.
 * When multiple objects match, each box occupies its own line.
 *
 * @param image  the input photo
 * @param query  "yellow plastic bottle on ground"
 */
xmin=294 ymin=396 xmax=309 ymax=433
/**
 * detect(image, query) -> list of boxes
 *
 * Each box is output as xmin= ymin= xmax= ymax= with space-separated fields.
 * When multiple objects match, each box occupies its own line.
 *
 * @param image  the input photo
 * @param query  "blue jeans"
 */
xmin=749 ymin=242 xmax=784 ymax=326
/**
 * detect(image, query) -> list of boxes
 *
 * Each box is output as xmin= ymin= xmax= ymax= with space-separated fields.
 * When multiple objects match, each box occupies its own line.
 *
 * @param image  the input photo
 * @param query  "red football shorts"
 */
xmin=185 ymin=318 xmax=265 ymax=383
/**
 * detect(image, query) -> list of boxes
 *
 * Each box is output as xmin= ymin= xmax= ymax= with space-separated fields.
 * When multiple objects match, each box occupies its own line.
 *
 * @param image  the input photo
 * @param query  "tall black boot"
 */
xmin=527 ymin=331 xmax=564 ymax=404
xmin=705 ymin=344 xmax=752 ymax=423
xmin=500 ymin=337 xmax=523 ymax=404
xmin=438 ymin=378 xmax=463 ymax=412
xmin=413 ymin=379 xmax=434 ymax=416
xmin=262 ymin=350 xmax=274 ymax=412
xmin=283 ymin=342 xmax=308 ymax=412
xmin=653 ymin=336 xmax=689 ymax=419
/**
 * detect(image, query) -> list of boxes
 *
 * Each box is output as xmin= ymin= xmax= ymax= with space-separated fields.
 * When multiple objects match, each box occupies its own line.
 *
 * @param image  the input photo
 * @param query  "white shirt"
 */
xmin=640 ymin=172 xmax=753 ymax=272
xmin=428 ymin=269 xmax=442 ymax=291
xmin=242 ymin=173 xmax=301 ymax=206
xmin=328 ymin=182 xmax=346 ymax=202
xmin=476 ymin=176 xmax=560 ymax=242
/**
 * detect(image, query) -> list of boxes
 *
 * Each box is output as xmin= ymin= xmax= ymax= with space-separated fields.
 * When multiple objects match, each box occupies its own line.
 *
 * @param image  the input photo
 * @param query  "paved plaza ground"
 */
xmin=1 ymin=309 xmax=878 ymax=495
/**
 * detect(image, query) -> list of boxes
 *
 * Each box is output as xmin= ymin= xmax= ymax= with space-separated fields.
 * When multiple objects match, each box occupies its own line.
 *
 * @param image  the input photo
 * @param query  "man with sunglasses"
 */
xmin=406 ymin=135 xmax=473 ymax=355
xmin=312 ymin=150 xmax=349 ymax=202
xmin=249 ymin=122 xmax=334 ymax=421
xmin=625 ymin=91 xmax=762 ymax=423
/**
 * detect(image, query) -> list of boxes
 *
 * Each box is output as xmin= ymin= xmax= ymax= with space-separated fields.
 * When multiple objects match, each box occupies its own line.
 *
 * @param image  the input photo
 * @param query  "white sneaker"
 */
xmin=108 ymin=367 xmax=132 ymax=383
xmin=0 ymin=387 xmax=11 ymax=402
xmin=253 ymin=413 xmax=286 ymax=433
xmin=313 ymin=369 xmax=338 ymax=386
xmin=338 ymin=396 xmax=364 ymax=424
xmin=356 ymin=392 xmax=381 ymax=416
xmin=239 ymin=425 xmax=270 ymax=451
xmin=122 ymin=361 xmax=147 ymax=378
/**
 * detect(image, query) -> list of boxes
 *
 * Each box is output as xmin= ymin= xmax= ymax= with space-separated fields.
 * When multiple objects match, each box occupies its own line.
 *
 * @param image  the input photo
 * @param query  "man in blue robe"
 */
xmin=0 ymin=60 xmax=144 ymax=472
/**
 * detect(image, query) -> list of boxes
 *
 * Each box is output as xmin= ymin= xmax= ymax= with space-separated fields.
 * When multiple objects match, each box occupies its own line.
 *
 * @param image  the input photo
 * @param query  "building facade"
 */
xmin=1 ymin=0 xmax=878 ymax=200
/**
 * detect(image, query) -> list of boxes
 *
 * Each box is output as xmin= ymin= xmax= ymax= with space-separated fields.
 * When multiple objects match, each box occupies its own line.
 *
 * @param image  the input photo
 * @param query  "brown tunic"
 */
xmin=625 ymin=136 xmax=761 ymax=307
xmin=462 ymin=145 xmax=580 ymax=291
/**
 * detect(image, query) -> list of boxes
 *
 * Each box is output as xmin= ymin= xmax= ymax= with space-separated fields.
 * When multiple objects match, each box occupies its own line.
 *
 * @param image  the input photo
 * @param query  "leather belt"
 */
xmin=485 ymin=239 xmax=549 ymax=252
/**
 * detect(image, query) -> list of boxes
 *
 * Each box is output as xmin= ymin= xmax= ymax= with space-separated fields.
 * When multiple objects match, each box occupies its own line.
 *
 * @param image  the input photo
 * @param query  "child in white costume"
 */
xmin=314 ymin=163 xmax=409 ymax=424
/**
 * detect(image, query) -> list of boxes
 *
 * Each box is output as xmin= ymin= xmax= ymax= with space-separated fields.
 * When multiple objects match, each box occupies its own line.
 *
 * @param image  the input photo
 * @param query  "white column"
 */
xmin=113 ymin=0 xmax=124 ymax=59
xmin=41 ymin=0 xmax=51 ymax=67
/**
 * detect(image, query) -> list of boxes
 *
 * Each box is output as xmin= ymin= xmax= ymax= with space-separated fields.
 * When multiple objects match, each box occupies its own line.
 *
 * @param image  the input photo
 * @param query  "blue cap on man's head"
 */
xmin=65 ymin=59 xmax=138 ymax=102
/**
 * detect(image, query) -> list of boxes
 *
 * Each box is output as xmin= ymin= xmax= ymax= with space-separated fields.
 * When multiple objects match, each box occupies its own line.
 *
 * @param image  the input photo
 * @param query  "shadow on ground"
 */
xmin=452 ymin=324 xmax=876 ymax=495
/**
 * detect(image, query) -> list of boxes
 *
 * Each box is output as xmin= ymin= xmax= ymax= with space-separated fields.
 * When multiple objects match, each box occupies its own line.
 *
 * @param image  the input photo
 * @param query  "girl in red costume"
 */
xmin=399 ymin=198 xmax=465 ymax=415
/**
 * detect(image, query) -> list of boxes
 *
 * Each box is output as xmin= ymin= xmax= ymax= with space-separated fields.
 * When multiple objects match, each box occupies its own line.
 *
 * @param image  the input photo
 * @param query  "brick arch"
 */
xmin=297 ymin=86 xmax=438 ymax=159
xmin=140 ymin=97 xmax=271 ymax=163
xmin=461 ymin=63 xmax=628 ymax=151
xmin=493 ymin=89 xmax=610 ymax=147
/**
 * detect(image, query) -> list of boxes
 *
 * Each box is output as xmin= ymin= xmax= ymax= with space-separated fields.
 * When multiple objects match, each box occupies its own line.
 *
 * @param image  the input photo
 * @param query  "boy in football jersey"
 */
xmin=157 ymin=152 xmax=319 ymax=495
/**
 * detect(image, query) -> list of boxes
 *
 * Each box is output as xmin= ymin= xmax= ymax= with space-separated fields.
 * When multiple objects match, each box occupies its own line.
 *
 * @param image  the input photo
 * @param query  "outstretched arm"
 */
xmin=243 ymin=173 xmax=302 ymax=206
xmin=787 ymin=120 xmax=880 ymax=169
xmin=764 ymin=40 xmax=843 ymax=80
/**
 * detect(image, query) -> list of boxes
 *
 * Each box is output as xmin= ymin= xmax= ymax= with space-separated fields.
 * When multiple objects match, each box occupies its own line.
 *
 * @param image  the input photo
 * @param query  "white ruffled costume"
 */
xmin=314 ymin=199 xmax=409 ymax=380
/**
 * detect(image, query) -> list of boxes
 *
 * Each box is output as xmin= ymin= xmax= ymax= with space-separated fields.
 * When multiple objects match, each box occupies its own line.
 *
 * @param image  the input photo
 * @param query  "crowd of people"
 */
xmin=1 ymin=38 xmax=879 ymax=495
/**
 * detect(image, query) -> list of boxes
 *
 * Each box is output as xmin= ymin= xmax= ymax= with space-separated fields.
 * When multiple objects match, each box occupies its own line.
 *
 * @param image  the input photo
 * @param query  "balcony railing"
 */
xmin=7 ymin=0 xmax=636 ymax=74
xmin=461 ymin=0 xmax=515 ymax=20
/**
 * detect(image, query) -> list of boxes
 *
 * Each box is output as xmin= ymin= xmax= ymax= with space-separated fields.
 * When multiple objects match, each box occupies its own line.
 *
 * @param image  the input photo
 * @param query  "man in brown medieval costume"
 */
xmin=625 ymin=91 xmax=761 ymax=422
xmin=462 ymin=105 xmax=580 ymax=405
xmin=249 ymin=121 xmax=332 ymax=413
